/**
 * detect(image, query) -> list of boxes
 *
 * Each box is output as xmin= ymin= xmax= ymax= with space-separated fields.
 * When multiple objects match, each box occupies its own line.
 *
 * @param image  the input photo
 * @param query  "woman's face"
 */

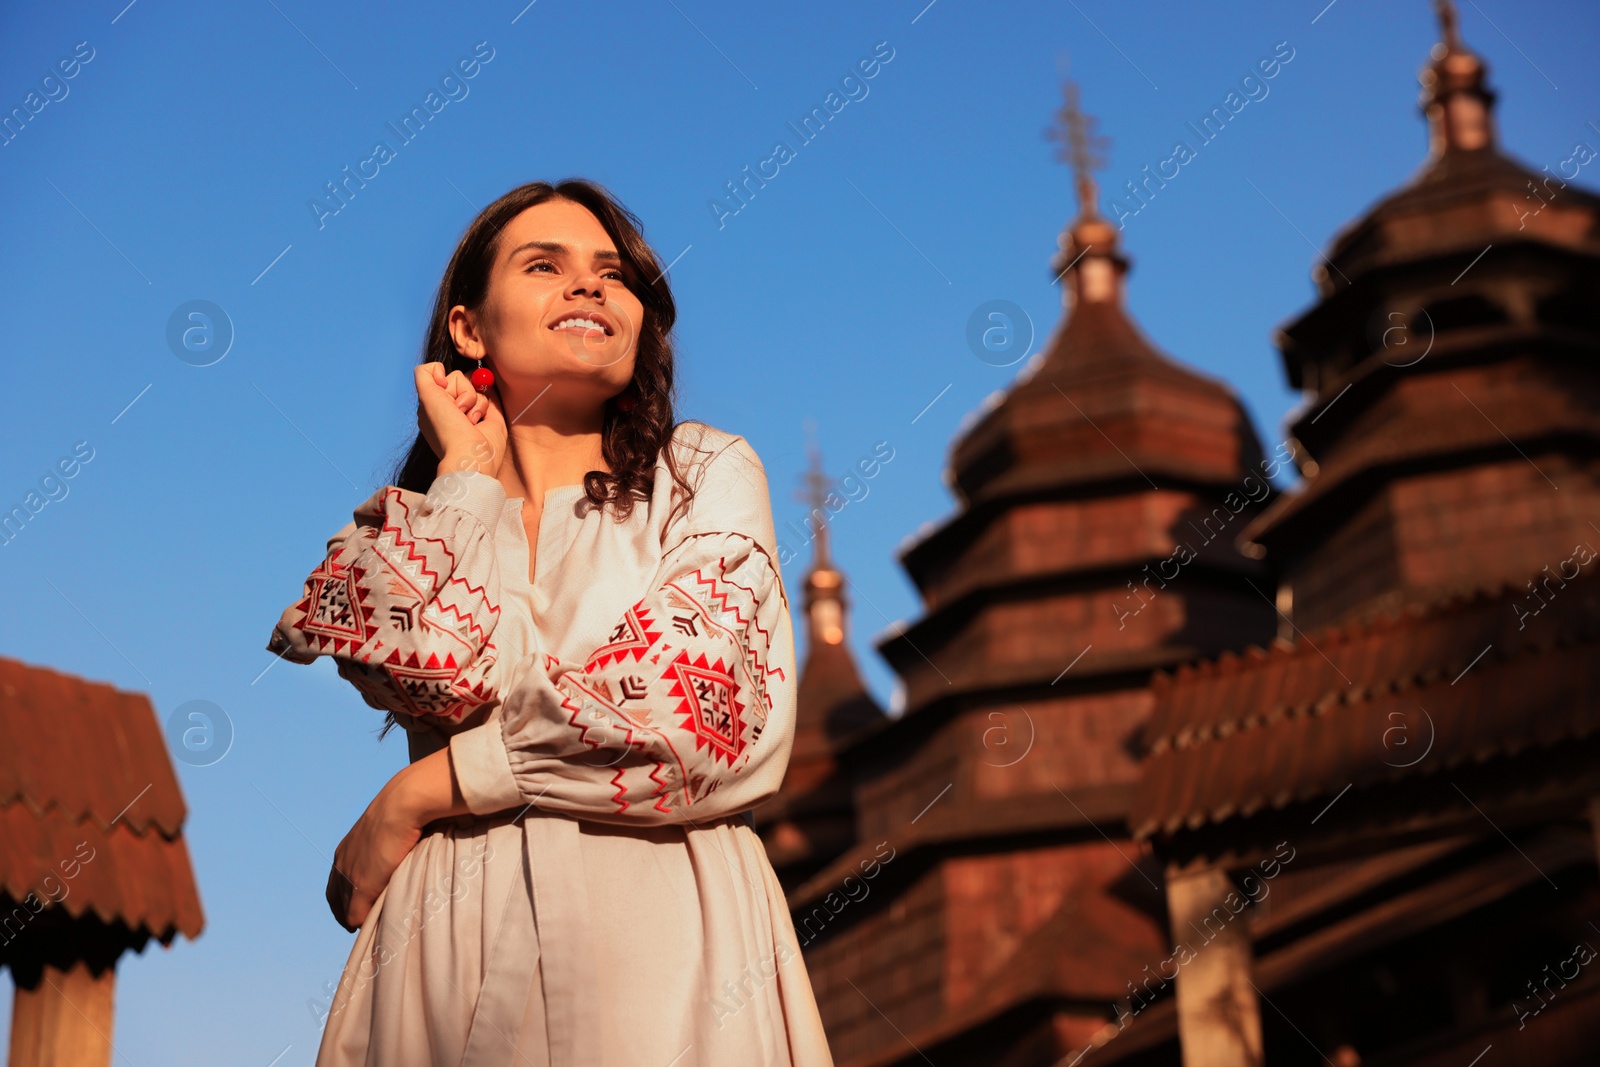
xmin=451 ymin=198 xmax=645 ymax=410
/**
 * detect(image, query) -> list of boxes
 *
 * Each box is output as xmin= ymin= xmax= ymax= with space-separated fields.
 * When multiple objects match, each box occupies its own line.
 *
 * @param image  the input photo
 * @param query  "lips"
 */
xmin=548 ymin=309 xmax=615 ymax=337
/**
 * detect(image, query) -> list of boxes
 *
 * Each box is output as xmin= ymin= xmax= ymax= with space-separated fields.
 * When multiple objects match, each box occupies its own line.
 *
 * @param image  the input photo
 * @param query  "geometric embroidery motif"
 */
xmin=296 ymin=559 xmax=375 ymax=655
xmin=665 ymin=649 xmax=745 ymax=767
xmin=378 ymin=646 xmax=495 ymax=722
xmin=585 ymin=602 xmax=662 ymax=672
xmin=270 ymin=485 xmax=502 ymax=727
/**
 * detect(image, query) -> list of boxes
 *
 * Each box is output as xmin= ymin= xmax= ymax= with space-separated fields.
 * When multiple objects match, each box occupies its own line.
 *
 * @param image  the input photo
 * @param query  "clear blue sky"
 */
xmin=1 ymin=1 xmax=1595 ymax=1062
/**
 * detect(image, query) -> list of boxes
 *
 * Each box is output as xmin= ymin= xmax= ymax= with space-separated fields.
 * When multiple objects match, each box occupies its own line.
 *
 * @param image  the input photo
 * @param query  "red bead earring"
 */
xmin=470 ymin=357 xmax=494 ymax=393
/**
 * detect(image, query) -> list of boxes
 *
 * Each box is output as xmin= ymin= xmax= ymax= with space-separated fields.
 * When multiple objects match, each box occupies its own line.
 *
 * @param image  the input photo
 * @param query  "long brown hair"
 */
xmin=390 ymin=178 xmax=692 ymax=521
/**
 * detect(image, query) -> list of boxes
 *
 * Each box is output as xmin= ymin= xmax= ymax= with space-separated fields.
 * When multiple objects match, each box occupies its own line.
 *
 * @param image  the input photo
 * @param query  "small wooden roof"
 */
xmin=0 ymin=655 xmax=204 ymax=967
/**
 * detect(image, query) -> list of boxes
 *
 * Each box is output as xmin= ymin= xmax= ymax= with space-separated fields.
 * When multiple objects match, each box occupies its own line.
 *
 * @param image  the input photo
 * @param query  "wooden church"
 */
xmin=755 ymin=4 xmax=1600 ymax=1065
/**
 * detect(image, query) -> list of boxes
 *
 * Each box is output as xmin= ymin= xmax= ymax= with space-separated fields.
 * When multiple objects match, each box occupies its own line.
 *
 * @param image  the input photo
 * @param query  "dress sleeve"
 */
xmin=265 ymin=469 xmax=511 ymax=730
xmin=447 ymin=436 xmax=798 ymax=825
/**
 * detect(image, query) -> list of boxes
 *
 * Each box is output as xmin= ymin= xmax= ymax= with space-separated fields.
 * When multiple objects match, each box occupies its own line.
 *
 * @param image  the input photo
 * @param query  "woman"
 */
xmin=267 ymin=179 xmax=834 ymax=1067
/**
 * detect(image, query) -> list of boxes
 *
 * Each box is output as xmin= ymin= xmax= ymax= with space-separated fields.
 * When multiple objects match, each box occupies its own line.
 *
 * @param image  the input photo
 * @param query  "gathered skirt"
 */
xmin=313 ymin=807 xmax=833 ymax=1067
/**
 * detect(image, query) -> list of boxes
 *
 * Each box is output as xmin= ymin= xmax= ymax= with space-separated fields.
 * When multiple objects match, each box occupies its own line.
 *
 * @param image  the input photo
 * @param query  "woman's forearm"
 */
xmin=389 ymin=746 xmax=473 ymax=827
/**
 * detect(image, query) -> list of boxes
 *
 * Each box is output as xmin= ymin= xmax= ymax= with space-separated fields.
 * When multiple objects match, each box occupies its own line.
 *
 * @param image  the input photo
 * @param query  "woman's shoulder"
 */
xmin=664 ymin=420 xmax=765 ymax=478
xmin=657 ymin=420 xmax=775 ymax=543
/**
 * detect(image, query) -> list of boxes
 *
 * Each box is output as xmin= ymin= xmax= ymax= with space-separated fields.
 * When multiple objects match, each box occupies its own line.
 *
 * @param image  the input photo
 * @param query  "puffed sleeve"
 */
xmin=446 ymin=435 xmax=798 ymax=825
xmin=265 ymin=469 xmax=510 ymax=730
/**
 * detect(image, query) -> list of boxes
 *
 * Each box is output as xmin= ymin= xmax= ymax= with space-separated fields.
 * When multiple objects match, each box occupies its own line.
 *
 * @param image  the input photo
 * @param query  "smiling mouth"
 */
xmin=549 ymin=314 xmax=614 ymax=336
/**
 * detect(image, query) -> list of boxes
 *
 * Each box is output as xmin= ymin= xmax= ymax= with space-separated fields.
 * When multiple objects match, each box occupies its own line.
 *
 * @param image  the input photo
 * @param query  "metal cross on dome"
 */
xmin=1435 ymin=0 xmax=1463 ymax=54
xmin=1046 ymin=80 xmax=1111 ymax=220
xmin=793 ymin=420 xmax=836 ymax=566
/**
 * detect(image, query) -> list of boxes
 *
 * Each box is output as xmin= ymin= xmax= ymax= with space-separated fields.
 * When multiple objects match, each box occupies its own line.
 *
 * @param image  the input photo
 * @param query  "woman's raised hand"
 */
xmin=415 ymin=361 xmax=508 ymax=479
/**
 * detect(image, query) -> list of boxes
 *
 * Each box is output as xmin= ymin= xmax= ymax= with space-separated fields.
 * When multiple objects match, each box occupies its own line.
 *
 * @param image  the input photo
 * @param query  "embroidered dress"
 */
xmin=267 ymin=422 xmax=834 ymax=1067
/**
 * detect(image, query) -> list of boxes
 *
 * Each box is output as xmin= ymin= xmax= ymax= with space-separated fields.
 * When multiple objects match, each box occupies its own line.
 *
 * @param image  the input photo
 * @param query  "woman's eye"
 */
xmin=526 ymin=260 xmax=556 ymax=273
xmin=605 ymin=270 xmax=625 ymax=281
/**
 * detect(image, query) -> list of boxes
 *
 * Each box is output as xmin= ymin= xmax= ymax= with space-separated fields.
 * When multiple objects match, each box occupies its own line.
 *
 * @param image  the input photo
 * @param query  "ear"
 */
xmin=448 ymin=305 xmax=486 ymax=361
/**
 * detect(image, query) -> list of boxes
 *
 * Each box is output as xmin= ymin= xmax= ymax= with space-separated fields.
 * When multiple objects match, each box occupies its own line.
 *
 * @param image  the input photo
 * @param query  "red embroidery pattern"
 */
xmin=299 ymin=559 xmax=372 ymax=654
xmin=542 ymin=539 xmax=780 ymax=814
xmin=271 ymin=487 xmax=501 ymax=724
xmin=584 ymin=603 xmax=662 ymax=671
xmin=666 ymin=651 xmax=744 ymax=766
xmin=556 ymin=675 xmax=688 ymax=815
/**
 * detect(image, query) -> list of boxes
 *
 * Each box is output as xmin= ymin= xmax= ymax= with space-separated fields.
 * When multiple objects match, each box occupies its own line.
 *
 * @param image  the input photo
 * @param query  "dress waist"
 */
xmin=421 ymin=805 xmax=757 ymax=836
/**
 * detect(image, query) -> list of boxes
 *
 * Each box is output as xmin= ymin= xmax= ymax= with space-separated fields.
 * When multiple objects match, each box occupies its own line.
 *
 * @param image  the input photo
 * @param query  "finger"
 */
xmin=480 ymin=382 xmax=504 ymax=421
xmin=417 ymin=368 xmax=471 ymax=430
xmin=468 ymin=392 xmax=488 ymax=424
xmin=444 ymin=371 xmax=476 ymax=412
xmin=327 ymin=870 xmax=353 ymax=931
xmin=415 ymin=363 xmax=451 ymax=416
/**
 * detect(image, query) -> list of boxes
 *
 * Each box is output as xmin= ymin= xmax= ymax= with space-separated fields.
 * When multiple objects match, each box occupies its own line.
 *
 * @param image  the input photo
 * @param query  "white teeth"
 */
xmin=553 ymin=316 xmax=607 ymax=333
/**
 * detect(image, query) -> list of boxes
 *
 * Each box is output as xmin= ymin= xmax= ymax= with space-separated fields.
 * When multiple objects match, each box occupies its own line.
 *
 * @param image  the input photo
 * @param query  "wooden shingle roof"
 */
xmin=1130 ymin=571 xmax=1600 ymax=841
xmin=0 ymin=655 xmax=204 ymax=951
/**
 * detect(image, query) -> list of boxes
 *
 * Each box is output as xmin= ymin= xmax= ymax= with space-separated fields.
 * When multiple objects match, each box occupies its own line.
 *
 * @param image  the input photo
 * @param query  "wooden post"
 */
xmin=1167 ymin=866 xmax=1264 ymax=1067
xmin=8 ymin=959 xmax=115 ymax=1067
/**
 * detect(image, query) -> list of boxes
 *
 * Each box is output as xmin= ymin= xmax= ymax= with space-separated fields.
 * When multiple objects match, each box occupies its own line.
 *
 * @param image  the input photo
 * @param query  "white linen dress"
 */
xmin=267 ymin=421 xmax=834 ymax=1067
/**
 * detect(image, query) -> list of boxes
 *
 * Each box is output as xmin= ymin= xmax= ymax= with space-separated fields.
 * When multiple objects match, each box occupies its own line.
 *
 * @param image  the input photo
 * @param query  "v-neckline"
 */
xmin=512 ymin=483 xmax=588 ymax=590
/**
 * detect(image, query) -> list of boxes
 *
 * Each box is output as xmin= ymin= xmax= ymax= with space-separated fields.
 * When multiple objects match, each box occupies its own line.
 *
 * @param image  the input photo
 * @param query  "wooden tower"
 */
xmin=756 ymin=439 xmax=889 ymax=892
xmin=1127 ymin=5 xmax=1600 ymax=1063
xmin=788 ymin=84 xmax=1280 ymax=1066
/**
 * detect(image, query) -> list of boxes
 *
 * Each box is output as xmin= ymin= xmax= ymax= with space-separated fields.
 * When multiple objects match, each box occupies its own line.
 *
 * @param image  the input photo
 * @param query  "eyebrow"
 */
xmin=505 ymin=240 xmax=623 ymax=264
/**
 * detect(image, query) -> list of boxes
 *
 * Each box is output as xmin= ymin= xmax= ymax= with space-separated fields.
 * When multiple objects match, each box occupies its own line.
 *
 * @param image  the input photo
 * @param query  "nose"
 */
xmin=569 ymin=267 xmax=606 ymax=302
